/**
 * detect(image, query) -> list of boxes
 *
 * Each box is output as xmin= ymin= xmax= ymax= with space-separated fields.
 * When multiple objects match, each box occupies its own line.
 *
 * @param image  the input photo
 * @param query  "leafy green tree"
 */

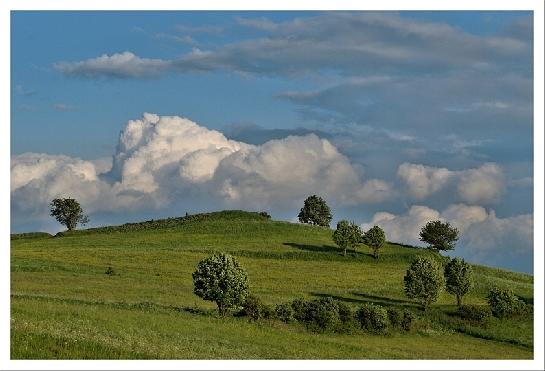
xmin=298 ymin=195 xmax=332 ymax=227
xmin=362 ymin=225 xmax=386 ymax=259
xmin=192 ymin=253 xmax=249 ymax=315
xmin=444 ymin=257 xmax=473 ymax=307
xmin=49 ymin=198 xmax=89 ymax=231
xmin=487 ymin=287 xmax=525 ymax=318
xmin=419 ymin=220 xmax=459 ymax=252
xmin=333 ymin=220 xmax=361 ymax=256
xmin=404 ymin=256 xmax=444 ymax=310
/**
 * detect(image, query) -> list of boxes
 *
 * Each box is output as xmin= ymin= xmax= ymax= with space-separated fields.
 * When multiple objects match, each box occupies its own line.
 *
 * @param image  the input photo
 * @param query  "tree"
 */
xmin=192 ymin=253 xmax=249 ymax=315
xmin=298 ymin=195 xmax=332 ymax=227
xmin=444 ymin=257 xmax=473 ymax=307
xmin=362 ymin=225 xmax=386 ymax=259
xmin=332 ymin=220 xmax=361 ymax=256
xmin=49 ymin=198 xmax=89 ymax=231
xmin=404 ymin=256 xmax=444 ymax=310
xmin=487 ymin=287 xmax=525 ymax=318
xmin=419 ymin=220 xmax=459 ymax=252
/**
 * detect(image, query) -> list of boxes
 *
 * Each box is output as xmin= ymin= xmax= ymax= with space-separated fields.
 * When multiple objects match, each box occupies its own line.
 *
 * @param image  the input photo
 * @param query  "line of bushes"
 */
xmin=239 ymin=295 xmax=414 ymax=334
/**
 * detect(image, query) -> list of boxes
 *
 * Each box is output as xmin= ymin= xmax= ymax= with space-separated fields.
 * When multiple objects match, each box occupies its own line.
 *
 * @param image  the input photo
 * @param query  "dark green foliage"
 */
xmin=362 ymin=225 xmax=386 ymax=259
xmin=275 ymin=303 xmax=294 ymax=323
xmin=49 ymin=198 xmax=89 ymax=231
xmin=355 ymin=304 xmax=389 ymax=333
xmin=419 ymin=220 xmax=459 ymax=252
xmin=404 ymin=256 xmax=445 ymax=310
xmin=261 ymin=304 xmax=277 ymax=320
xmin=401 ymin=310 xmax=414 ymax=331
xmin=332 ymin=220 xmax=361 ymax=256
xmin=305 ymin=297 xmax=341 ymax=332
xmin=192 ymin=253 xmax=249 ymax=315
xmin=291 ymin=298 xmax=311 ymax=322
xmin=387 ymin=308 xmax=402 ymax=328
xmin=298 ymin=195 xmax=332 ymax=227
xmin=444 ymin=257 xmax=473 ymax=306
xmin=487 ymin=287 xmax=525 ymax=319
xmin=458 ymin=305 xmax=492 ymax=324
xmin=242 ymin=295 xmax=264 ymax=321
xmin=259 ymin=211 xmax=271 ymax=219
xmin=105 ymin=266 xmax=115 ymax=276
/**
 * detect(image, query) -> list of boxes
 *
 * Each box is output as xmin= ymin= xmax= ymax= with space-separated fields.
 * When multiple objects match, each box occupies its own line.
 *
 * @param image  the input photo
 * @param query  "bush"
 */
xmin=242 ymin=295 xmax=264 ymax=321
xmin=291 ymin=297 xmax=311 ymax=322
xmin=487 ymin=287 xmax=525 ymax=318
xmin=262 ymin=304 xmax=277 ymax=320
xmin=192 ymin=253 xmax=249 ymax=315
xmin=259 ymin=211 xmax=271 ymax=219
xmin=387 ymin=308 xmax=402 ymax=328
xmin=105 ymin=266 xmax=116 ymax=276
xmin=306 ymin=297 xmax=341 ymax=332
xmin=355 ymin=304 xmax=389 ymax=333
xmin=458 ymin=305 xmax=492 ymax=323
xmin=337 ymin=302 xmax=358 ymax=332
xmin=401 ymin=310 xmax=414 ymax=331
xmin=275 ymin=303 xmax=294 ymax=323
xmin=404 ymin=256 xmax=445 ymax=310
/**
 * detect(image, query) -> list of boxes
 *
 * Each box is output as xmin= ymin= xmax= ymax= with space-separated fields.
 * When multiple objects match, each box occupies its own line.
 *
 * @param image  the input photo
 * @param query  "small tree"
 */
xmin=487 ymin=287 xmax=524 ymax=318
xmin=49 ymin=198 xmax=89 ymax=231
xmin=332 ymin=220 xmax=361 ymax=256
xmin=444 ymin=257 xmax=473 ymax=307
xmin=362 ymin=225 xmax=386 ymax=259
xmin=404 ymin=256 xmax=444 ymax=310
xmin=298 ymin=195 xmax=332 ymax=227
xmin=192 ymin=253 xmax=249 ymax=315
xmin=419 ymin=220 xmax=459 ymax=252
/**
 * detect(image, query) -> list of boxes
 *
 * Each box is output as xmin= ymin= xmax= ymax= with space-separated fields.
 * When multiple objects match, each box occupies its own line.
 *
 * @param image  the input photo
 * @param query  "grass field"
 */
xmin=11 ymin=211 xmax=534 ymax=359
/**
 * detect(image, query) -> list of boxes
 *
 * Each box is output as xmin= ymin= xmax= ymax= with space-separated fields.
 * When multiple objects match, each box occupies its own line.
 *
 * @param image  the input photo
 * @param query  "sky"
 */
xmin=10 ymin=11 xmax=534 ymax=273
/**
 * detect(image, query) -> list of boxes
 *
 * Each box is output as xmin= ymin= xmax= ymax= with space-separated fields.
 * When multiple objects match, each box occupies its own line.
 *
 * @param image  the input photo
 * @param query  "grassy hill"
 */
xmin=11 ymin=211 xmax=533 ymax=359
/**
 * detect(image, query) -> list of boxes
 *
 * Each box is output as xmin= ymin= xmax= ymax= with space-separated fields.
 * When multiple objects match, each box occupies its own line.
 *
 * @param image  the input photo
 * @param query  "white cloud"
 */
xmin=362 ymin=203 xmax=533 ymax=261
xmin=54 ymin=52 xmax=170 ymax=79
xmin=397 ymin=162 xmax=505 ymax=204
xmin=11 ymin=114 xmax=394 ymax=229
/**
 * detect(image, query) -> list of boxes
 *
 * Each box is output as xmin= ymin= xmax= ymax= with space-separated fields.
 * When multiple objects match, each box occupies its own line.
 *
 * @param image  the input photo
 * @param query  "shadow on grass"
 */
xmin=283 ymin=242 xmax=343 ymax=254
xmin=310 ymin=291 xmax=419 ymax=308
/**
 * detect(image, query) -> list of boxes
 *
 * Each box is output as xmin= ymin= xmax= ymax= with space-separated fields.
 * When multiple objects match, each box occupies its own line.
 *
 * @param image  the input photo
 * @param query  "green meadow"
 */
xmin=11 ymin=211 xmax=533 ymax=359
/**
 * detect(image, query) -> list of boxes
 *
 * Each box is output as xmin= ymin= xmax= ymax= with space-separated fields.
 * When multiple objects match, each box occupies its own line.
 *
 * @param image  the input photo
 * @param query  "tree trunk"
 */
xmin=374 ymin=249 xmax=379 ymax=259
xmin=457 ymin=295 xmax=462 ymax=307
xmin=344 ymin=247 xmax=347 ymax=256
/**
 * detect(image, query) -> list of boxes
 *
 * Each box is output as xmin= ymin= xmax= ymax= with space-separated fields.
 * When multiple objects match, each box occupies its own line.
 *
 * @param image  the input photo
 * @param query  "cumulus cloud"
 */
xmin=362 ymin=203 xmax=533 ymax=268
xmin=11 ymin=113 xmax=394 ymax=229
xmin=397 ymin=162 xmax=505 ymax=204
xmin=55 ymin=52 xmax=171 ymax=79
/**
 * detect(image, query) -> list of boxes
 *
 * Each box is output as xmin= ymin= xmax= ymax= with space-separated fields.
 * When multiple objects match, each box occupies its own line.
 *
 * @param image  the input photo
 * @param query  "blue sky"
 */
xmin=11 ymin=11 xmax=534 ymax=273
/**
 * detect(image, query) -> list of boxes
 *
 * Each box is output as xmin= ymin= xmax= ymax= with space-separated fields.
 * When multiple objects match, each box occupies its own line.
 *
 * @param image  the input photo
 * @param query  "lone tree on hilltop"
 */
xmin=362 ymin=225 xmax=386 ymax=259
xmin=333 ymin=220 xmax=361 ymax=256
xmin=444 ymin=257 xmax=473 ymax=307
xmin=192 ymin=253 xmax=249 ymax=316
xmin=419 ymin=220 xmax=459 ymax=252
xmin=404 ymin=256 xmax=444 ymax=311
xmin=298 ymin=195 xmax=332 ymax=227
xmin=49 ymin=198 xmax=89 ymax=231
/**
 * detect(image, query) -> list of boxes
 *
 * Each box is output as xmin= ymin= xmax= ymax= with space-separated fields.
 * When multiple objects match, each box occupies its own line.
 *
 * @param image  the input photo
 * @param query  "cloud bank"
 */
xmin=11 ymin=113 xmax=393 ymax=229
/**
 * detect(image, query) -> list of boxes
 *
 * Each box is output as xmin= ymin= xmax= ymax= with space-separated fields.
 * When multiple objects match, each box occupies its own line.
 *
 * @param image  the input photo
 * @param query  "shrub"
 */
xmin=458 ymin=305 xmax=492 ymax=323
xmin=337 ymin=302 xmax=358 ymax=332
xmin=487 ymin=287 xmax=524 ymax=318
xmin=242 ymin=295 xmax=264 ymax=321
xmin=333 ymin=220 xmax=362 ymax=256
xmin=291 ymin=298 xmax=311 ymax=322
xmin=387 ymin=308 xmax=402 ymax=328
xmin=275 ymin=303 xmax=294 ymax=323
xmin=401 ymin=310 xmax=414 ymax=331
xmin=419 ymin=220 xmax=459 ymax=252
xmin=355 ymin=304 xmax=389 ymax=333
xmin=306 ymin=297 xmax=341 ymax=332
xmin=261 ymin=304 xmax=277 ymax=320
xmin=259 ymin=211 xmax=271 ymax=219
xmin=192 ymin=253 xmax=249 ymax=315
xmin=362 ymin=225 xmax=386 ymax=259
xmin=444 ymin=257 xmax=473 ymax=307
xmin=105 ymin=266 xmax=116 ymax=276
xmin=298 ymin=195 xmax=332 ymax=227
xmin=404 ymin=256 xmax=445 ymax=310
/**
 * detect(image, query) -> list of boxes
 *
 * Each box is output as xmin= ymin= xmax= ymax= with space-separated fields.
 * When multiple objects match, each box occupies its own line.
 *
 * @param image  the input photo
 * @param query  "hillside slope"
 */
xmin=11 ymin=211 xmax=533 ymax=359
